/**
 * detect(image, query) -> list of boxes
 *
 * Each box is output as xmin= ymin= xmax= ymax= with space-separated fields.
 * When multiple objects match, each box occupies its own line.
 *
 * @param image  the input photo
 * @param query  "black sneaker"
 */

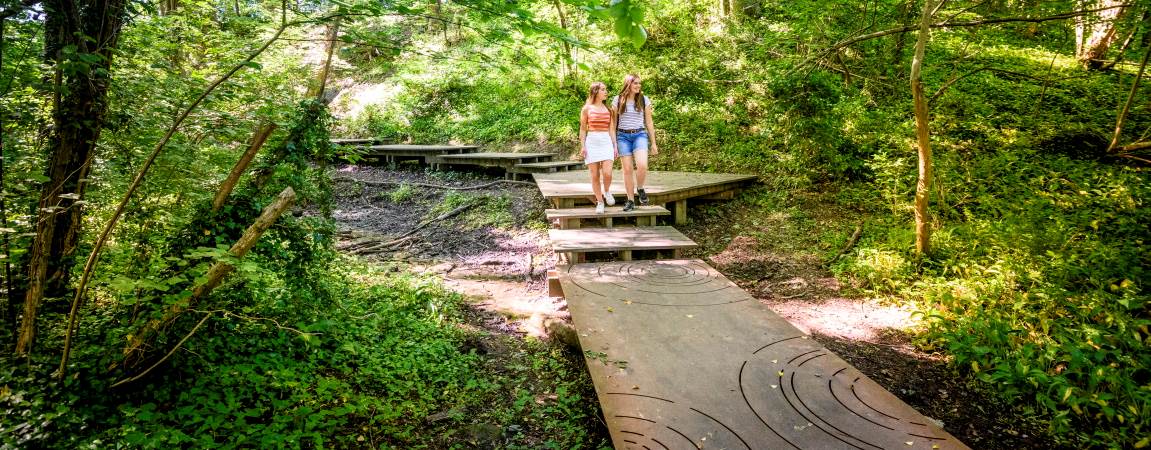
xmin=622 ymin=200 xmax=635 ymax=212
xmin=637 ymin=188 xmax=649 ymax=205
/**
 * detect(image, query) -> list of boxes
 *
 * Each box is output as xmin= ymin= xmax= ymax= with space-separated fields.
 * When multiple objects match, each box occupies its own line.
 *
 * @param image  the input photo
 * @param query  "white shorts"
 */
xmin=584 ymin=131 xmax=614 ymax=165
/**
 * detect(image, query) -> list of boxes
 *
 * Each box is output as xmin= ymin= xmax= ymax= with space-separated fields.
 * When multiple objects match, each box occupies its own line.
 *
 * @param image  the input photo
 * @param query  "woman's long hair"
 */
xmin=586 ymin=82 xmax=608 ymax=107
xmin=615 ymin=74 xmax=645 ymax=116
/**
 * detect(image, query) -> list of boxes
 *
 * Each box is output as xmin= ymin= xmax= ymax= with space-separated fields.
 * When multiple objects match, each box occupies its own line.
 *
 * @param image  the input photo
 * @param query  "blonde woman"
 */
xmin=580 ymin=81 xmax=618 ymax=214
xmin=613 ymin=74 xmax=658 ymax=212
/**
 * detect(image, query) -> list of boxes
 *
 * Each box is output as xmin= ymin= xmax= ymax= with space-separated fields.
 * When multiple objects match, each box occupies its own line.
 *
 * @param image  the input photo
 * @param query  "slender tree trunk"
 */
xmin=122 ymin=187 xmax=295 ymax=362
xmin=1107 ymin=42 xmax=1151 ymax=152
xmin=1077 ymin=0 xmax=1126 ymax=69
xmin=212 ymin=123 xmax=277 ymax=213
xmin=17 ymin=0 xmax=129 ymax=355
xmin=552 ymin=0 xmax=573 ymax=81
xmin=307 ymin=19 xmax=340 ymax=102
xmin=911 ymin=0 xmax=935 ymax=255
xmin=0 ymin=19 xmax=12 ymax=349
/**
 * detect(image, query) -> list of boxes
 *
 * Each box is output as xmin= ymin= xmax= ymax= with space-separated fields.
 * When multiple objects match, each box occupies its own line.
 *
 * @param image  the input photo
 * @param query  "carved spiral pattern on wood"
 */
xmin=738 ymin=336 xmax=952 ymax=449
xmin=604 ymin=393 xmax=751 ymax=450
xmin=566 ymin=260 xmax=750 ymax=306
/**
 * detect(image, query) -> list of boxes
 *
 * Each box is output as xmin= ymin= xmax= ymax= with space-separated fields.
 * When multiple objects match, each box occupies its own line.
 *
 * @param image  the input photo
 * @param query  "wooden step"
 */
xmin=331 ymin=138 xmax=389 ymax=146
xmin=548 ymin=226 xmax=697 ymax=262
xmin=434 ymin=152 xmax=556 ymax=168
xmin=511 ymin=160 xmax=585 ymax=173
xmin=545 ymin=205 xmax=669 ymax=228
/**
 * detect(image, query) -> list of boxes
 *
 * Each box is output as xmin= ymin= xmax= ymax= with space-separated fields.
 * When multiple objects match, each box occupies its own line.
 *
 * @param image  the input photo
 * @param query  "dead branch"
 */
xmin=121 ymin=188 xmax=296 ymax=362
xmin=332 ymin=177 xmax=536 ymax=190
xmin=794 ymin=4 xmax=1133 ymax=73
xmin=1108 ymin=42 xmax=1151 ymax=152
xmin=59 ymin=14 xmax=295 ymax=379
xmin=1116 ymin=140 xmax=1151 ymax=152
xmin=825 ymin=224 xmax=864 ymax=266
xmin=212 ymin=122 xmax=278 ymax=213
xmin=110 ymin=311 xmax=214 ymax=389
xmin=346 ymin=202 xmax=478 ymax=256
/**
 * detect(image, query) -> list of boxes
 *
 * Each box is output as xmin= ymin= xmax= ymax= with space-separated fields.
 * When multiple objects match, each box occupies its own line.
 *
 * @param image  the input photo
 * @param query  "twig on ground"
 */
xmin=824 ymin=223 xmax=863 ymax=266
xmin=333 ymin=177 xmax=536 ymax=190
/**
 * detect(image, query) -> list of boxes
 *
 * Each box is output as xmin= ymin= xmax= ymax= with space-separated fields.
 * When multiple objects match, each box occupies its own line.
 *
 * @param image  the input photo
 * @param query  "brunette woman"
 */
xmin=580 ymin=81 xmax=618 ymax=214
xmin=612 ymin=74 xmax=658 ymax=211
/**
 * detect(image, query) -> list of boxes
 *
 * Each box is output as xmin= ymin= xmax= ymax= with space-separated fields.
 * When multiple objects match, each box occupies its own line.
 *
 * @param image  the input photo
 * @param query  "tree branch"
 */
xmin=795 ymin=4 xmax=1133 ymax=73
xmin=57 ymin=20 xmax=294 ymax=380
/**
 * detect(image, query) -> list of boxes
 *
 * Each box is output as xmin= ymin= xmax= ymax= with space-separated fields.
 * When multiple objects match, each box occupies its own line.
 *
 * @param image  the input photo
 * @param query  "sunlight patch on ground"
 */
xmin=765 ymin=297 xmax=918 ymax=343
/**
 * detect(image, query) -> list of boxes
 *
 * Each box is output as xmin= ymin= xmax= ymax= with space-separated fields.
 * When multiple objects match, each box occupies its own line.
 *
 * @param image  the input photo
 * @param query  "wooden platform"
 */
xmin=533 ymin=171 xmax=758 ymax=223
xmin=435 ymin=152 xmax=556 ymax=167
xmin=558 ymin=259 xmax=969 ymax=450
xmin=331 ymin=138 xmax=389 ymax=146
xmin=548 ymin=226 xmax=696 ymax=261
xmin=360 ymin=144 xmax=480 ymax=161
xmin=545 ymin=205 xmax=669 ymax=228
xmin=511 ymin=160 xmax=585 ymax=174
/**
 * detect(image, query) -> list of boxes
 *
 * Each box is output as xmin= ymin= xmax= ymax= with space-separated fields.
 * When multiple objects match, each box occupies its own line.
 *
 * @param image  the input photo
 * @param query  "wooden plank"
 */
xmin=548 ymin=227 xmax=697 ymax=253
xmin=545 ymin=205 xmax=670 ymax=220
xmin=673 ymin=199 xmax=688 ymax=224
xmin=363 ymin=144 xmax=480 ymax=152
xmin=533 ymin=171 xmax=757 ymax=205
xmin=558 ymin=259 xmax=969 ymax=450
xmin=439 ymin=152 xmax=554 ymax=160
xmin=515 ymin=160 xmax=585 ymax=169
xmin=331 ymin=138 xmax=389 ymax=146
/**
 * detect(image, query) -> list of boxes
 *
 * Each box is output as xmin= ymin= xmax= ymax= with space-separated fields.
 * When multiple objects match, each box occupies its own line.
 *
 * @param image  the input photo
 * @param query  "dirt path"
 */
xmin=333 ymin=166 xmax=1063 ymax=449
xmin=332 ymin=165 xmax=570 ymax=336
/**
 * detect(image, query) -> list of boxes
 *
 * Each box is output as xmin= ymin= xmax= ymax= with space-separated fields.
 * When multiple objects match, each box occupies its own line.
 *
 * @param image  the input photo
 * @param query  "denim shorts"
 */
xmin=616 ymin=130 xmax=648 ymax=157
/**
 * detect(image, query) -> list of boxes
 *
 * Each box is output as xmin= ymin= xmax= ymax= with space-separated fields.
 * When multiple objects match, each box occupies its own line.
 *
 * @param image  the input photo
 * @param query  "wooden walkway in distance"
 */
xmin=558 ymin=259 xmax=969 ymax=450
xmin=533 ymin=171 xmax=758 ymax=223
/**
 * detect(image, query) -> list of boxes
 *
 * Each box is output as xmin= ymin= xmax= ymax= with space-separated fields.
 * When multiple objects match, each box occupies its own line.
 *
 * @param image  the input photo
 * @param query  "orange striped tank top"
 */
xmin=586 ymin=106 xmax=611 ymax=131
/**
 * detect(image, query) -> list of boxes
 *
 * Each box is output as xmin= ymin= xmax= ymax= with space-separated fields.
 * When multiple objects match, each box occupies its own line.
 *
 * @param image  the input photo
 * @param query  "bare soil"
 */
xmin=333 ymin=167 xmax=1064 ymax=450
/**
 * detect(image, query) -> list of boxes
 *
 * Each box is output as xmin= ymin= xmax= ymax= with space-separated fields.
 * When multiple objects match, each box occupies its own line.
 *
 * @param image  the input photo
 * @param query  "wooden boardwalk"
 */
xmin=559 ymin=259 xmax=969 ymax=450
xmin=533 ymin=171 xmax=757 ymax=223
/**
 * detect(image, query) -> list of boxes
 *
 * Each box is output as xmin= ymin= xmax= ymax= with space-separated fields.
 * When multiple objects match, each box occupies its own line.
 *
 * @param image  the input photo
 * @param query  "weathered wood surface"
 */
xmin=362 ymin=144 xmax=479 ymax=153
xmin=545 ymin=205 xmax=669 ymax=220
xmin=548 ymin=227 xmax=696 ymax=253
xmin=515 ymin=160 xmax=584 ymax=169
xmin=331 ymin=138 xmax=388 ymax=146
xmin=559 ymin=259 xmax=969 ymax=450
xmin=533 ymin=170 xmax=757 ymax=205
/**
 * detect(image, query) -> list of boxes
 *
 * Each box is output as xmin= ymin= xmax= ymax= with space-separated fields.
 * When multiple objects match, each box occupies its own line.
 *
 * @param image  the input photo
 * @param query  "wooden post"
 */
xmin=563 ymin=218 xmax=581 ymax=229
xmin=604 ymin=217 xmax=613 ymax=228
xmin=674 ymin=199 xmax=688 ymax=224
xmin=619 ymin=250 xmax=632 ymax=261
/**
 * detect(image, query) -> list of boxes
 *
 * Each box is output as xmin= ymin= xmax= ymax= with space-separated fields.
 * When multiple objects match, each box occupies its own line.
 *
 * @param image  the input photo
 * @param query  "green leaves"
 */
xmin=585 ymin=0 xmax=648 ymax=48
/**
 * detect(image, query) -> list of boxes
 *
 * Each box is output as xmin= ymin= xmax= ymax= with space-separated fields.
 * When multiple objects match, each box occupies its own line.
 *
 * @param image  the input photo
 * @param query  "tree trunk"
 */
xmin=1107 ymin=42 xmax=1151 ymax=152
xmin=212 ymin=123 xmax=278 ymax=213
xmin=1077 ymin=0 xmax=1127 ymax=69
xmin=911 ymin=0 xmax=934 ymax=255
xmin=552 ymin=0 xmax=573 ymax=81
xmin=122 ymin=187 xmax=296 ymax=362
xmin=306 ymin=19 xmax=340 ymax=102
xmin=16 ymin=0 xmax=129 ymax=355
xmin=0 ymin=19 xmax=12 ymax=349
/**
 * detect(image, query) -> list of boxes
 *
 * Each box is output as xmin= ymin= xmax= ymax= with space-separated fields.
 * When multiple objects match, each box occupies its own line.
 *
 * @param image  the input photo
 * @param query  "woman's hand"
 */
xmin=650 ymin=142 xmax=659 ymax=156
xmin=581 ymin=147 xmax=588 ymax=159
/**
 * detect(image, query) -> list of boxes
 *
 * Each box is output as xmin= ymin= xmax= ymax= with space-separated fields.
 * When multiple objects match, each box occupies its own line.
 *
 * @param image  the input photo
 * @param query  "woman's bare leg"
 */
xmin=634 ymin=150 xmax=649 ymax=190
xmin=600 ymin=158 xmax=614 ymax=197
xmin=588 ymin=161 xmax=603 ymax=203
xmin=620 ymin=156 xmax=636 ymax=200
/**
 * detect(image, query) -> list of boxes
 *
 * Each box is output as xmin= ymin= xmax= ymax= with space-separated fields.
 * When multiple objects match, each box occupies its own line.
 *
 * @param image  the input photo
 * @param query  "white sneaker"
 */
xmin=603 ymin=192 xmax=616 ymax=206
xmin=595 ymin=202 xmax=605 ymax=214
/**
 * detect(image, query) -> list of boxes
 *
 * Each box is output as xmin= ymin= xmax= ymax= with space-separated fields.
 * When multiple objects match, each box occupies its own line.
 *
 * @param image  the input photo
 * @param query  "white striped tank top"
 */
xmin=612 ymin=95 xmax=651 ymax=131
